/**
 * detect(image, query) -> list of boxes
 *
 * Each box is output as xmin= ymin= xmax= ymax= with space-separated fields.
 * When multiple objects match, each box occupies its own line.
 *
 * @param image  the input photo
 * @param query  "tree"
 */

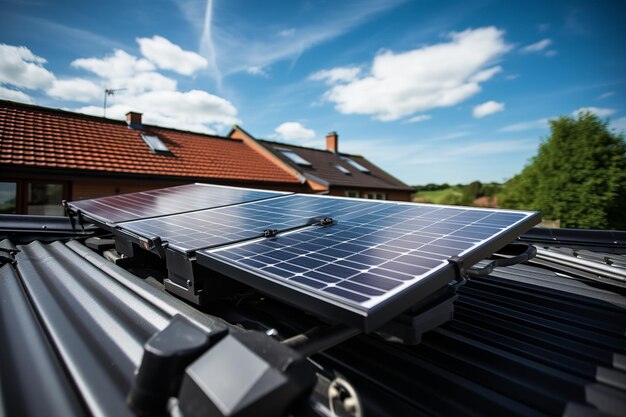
xmin=500 ymin=113 xmax=626 ymax=229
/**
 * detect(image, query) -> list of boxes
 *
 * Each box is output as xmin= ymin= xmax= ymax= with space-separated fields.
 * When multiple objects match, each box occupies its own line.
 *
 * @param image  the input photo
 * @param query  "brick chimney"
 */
xmin=326 ymin=131 xmax=338 ymax=153
xmin=126 ymin=111 xmax=142 ymax=128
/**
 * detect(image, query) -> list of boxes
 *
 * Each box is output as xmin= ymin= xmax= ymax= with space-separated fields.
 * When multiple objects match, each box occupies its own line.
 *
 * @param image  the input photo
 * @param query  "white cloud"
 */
xmin=406 ymin=114 xmax=432 ymax=123
xmin=315 ymin=27 xmax=511 ymax=121
xmin=544 ymin=50 xmax=558 ymax=57
xmin=47 ymin=78 xmax=102 ymax=102
xmin=473 ymin=100 xmax=505 ymax=118
xmin=273 ymin=122 xmax=316 ymax=141
xmin=0 ymin=44 xmax=55 ymax=90
xmin=137 ymin=35 xmax=208 ymax=76
xmin=499 ymin=118 xmax=551 ymax=132
xmin=597 ymin=91 xmax=615 ymax=100
xmin=572 ymin=107 xmax=616 ymax=117
xmin=470 ymin=66 xmax=502 ymax=82
xmin=76 ymin=89 xmax=238 ymax=134
xmin=611 ymin=116 xmax=626 ymax=132
xmin=196 ymin=0 xmax=406 ymax=79
xmin=521 ymin=39 xmax=552 ymax=53
xmin=72 ymin=49 xmax=155 ymax=79
xmin=246 ymin=66 xmax=268 ymax=77
xmin=0 ymin=86 xmax=33 ymax=103
xmin=0 ymin=39 xmax=239 ymax=135
xmin=505 ymin=73 xmax=519 ymax=80
xmin=72 ymin=49 xmax=177 ymax=95
xmin=122 ymin=72 xmax=178 ymax=94
xmin=310 ymin=67 xmax=361 ymax=84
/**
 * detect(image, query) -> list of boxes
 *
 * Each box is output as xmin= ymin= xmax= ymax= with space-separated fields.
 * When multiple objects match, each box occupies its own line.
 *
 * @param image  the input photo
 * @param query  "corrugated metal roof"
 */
xmin=0 ymin=239 xmax=233 ymax=417
xmin=1 ymin=236 xmax=625 ymax=416
xmin=316 ymin=247 xmax=626 ymax=416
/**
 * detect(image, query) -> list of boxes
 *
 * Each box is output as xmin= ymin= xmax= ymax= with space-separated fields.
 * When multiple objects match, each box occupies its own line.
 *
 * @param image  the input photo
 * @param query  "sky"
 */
xmin=1 ymin=0 xmax=625 ymax=185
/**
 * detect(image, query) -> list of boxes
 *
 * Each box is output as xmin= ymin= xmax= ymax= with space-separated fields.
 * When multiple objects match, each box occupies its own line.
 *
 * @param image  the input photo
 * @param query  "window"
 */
xmin=335 ymin=164 xmax=351 ymax=175
xmin=364 ymin=192 xmax=386 ymax=200
xmin=141 ymin=133 xmax=170 ymax=154
xmin=275 ymin=148 xmax=312 ymax=166
xmin=341 ymin=157 xmax=370 ymax=173
xmin=344 ymin=190 xmax=359 ymax=198
xmin=28 ymin=183 xmax=64 ymax=215
xmin=0 ymin=182 xmax=17 ymax=214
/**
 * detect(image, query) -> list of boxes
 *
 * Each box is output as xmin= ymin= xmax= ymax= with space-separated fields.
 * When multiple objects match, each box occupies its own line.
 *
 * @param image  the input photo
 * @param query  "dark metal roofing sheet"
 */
xmin=316 ymin=250 xmax=626 ymax=416
xmin=2 ymin=235 xmax=625 ymax=417
xmin=1 ymin=239 xmax=231 ymax=417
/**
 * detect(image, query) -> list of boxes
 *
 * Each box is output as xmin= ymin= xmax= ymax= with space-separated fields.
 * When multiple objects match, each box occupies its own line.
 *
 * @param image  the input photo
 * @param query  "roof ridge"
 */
xmin=0 ymin=99 xmax=234 ymax=141
xmin=257 ymin=138 xmax=359 ymax=156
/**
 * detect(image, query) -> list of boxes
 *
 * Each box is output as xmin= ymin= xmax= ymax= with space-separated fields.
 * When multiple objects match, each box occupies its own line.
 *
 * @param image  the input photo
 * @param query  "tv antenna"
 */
xmin=103 ymin=88 xmax=126 ymax=118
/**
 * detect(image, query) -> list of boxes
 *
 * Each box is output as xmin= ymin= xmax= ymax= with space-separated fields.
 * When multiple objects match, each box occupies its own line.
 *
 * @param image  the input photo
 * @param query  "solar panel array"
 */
xmin=119 ymin=194 xmax=388 ymax=253
xmin=69 ymin=185 xmax=539 ymax=330
xmin=197 ymin=201 xmax=538 ymax=329
xmin=67 ymin=183 xmax=287 ymax=224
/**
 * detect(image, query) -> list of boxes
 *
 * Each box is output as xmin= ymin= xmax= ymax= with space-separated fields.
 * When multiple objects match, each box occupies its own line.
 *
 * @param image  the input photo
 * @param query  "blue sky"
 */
xmin=1 ymin=0 xmax=624 ymax=185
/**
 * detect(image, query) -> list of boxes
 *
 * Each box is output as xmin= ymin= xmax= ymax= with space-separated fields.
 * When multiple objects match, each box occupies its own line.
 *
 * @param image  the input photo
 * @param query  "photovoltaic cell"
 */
xmin=196 ymin=198 xmax=539 ymax=330
xmin=67 ymin=183 xmax=288 ymax=225
xmin=118 ymin=194 xmax=393 ymax=253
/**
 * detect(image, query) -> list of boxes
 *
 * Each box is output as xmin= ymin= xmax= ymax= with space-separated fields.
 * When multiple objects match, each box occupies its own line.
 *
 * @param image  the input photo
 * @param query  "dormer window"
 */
xmin=275 ymin=147 xmax=311 ymax=166
xmin=341 ymin=157 xmax=370 ymax=173
xmin=141 ymin=133 xmax=170 ymax=154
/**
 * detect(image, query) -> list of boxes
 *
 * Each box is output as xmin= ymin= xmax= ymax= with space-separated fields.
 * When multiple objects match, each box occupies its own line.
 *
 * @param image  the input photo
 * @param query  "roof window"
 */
xmin=341 ymin=157 xmax=370 ymax=173
xmin=275 ymin=147 xmax=312 ymax=166
xmin=335 ymin=164 xmax=351 ymax=175
xmin=141 ymin=133 xmax=170 ymax=154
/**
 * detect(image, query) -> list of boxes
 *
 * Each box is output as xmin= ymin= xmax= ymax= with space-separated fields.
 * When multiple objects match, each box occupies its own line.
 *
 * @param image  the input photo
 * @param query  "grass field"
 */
xmin=413 ymin=187 xmax=464 ymax=204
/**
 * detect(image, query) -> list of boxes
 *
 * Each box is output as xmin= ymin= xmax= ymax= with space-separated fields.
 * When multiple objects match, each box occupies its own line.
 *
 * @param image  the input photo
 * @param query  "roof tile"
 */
xmin=0 ymin=101 xmax=299 ymax=184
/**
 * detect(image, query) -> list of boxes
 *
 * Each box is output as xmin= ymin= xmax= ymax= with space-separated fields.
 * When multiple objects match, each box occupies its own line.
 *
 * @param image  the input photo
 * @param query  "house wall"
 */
xmin=72 ymin=178 xmax=185 ymax=200
xmin=1 ymin=167 xmax=305 ymax=215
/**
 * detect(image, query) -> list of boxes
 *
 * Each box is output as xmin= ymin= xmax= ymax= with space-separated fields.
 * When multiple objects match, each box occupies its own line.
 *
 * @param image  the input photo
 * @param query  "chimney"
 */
xmin=126 ymin=111 xmax=143 ymax=128
xmin=326 ymin=131 xmax=338 ymax=153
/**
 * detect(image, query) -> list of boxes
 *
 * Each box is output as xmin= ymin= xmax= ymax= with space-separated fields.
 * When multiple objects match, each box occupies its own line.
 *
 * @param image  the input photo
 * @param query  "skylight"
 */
xmin=342 ymin=157 xmax=370 ymax=173
xmin=335 ymin=164 xmax=351 ymax=175
xmin=141 ymin=133 xmax=170 ymax=154
xmin=275 ymin=148 xmax=311 ymax=166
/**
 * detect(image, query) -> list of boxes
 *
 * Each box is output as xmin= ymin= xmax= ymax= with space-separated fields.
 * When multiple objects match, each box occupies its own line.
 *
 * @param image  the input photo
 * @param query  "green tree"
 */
xmin=500 ymin=113 xmax=626 ymax=229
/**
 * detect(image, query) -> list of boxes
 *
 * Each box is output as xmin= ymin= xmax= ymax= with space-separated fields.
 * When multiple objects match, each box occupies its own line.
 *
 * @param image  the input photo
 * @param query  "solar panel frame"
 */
xmin=196 ymin=196 xmax=540 ymax=331
xmin=67 ymin=183 xmax=290 ymax=228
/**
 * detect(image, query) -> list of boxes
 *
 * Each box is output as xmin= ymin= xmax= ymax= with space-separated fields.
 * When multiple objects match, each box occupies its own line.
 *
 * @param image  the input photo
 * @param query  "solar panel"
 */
xmin=196 ymin=199 xmax=540 ymax=330
xmin=118 ymin=194 xmax=390 ymax=253
xmin=67 ymin=183 xmax=288 ymax=226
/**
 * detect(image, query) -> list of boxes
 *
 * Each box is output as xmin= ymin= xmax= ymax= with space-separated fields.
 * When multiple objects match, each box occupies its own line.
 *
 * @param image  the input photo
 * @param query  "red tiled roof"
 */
xmin=0 ymin=101 xmax=299 ymax=184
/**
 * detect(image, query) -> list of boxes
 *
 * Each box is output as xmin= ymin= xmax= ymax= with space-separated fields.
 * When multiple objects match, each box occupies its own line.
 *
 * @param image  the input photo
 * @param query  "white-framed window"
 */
xmin=335 ymin=164 xmax=351 ymax=175
xmin=364 ymin=192 xmax=386 ymax=200
xmin=344 ymin=190 xmax=359 ymax=198
xmin=341 ymin=157 xmax=370 ymax=173
xmin=275 ymin=147 xmax=312 ymax=166
xmin=141 ymin=133 xmax=170 ymax=154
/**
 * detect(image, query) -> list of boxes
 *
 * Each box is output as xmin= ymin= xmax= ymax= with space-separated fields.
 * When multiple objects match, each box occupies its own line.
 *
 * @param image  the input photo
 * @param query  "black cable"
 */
xmin=466 ymin=243 xmax=537 ymax=276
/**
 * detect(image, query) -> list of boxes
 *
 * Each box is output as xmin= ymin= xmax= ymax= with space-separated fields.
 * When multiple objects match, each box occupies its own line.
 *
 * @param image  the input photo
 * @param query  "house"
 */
xmin=0 ymin=100 xmax=305 ymax=216
xmin=229 ymin=126 xmax=415 ymax=201
xmin=0 ymin=100 xmax=413 ymax=216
